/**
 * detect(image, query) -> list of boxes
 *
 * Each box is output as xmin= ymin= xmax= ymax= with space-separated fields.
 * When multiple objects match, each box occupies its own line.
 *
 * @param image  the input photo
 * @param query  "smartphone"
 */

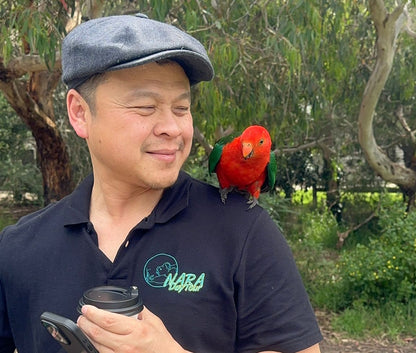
xmin=40 ymin=311 xmax=99 ymax=353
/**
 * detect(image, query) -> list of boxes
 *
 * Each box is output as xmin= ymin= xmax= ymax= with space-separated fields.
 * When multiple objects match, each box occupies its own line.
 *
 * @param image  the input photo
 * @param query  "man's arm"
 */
xmin=260 ymin=343 xmax=321 ymax=353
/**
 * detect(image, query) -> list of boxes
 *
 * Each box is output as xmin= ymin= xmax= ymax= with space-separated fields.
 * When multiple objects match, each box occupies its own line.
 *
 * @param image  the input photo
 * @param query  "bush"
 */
xmin=335 ymin=198 xmax=416 ymax=306
xmin=279 ymin=205 xmax=343 ymax=310
xmin=282 ymin=202 xmax=340 ymax=250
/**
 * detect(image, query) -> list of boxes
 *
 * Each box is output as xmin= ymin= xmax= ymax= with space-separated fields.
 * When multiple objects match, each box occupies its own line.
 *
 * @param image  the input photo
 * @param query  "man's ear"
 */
xmin=67 ymin=89 xmax=90 ymax=139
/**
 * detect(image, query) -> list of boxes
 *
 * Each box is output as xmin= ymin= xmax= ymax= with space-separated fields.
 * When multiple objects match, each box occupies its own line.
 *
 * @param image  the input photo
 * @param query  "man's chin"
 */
xmin=147 ymin=173 xmax=180 ymax=190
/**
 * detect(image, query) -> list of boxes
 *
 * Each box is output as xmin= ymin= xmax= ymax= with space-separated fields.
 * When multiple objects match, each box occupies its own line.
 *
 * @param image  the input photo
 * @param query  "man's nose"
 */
xmin=153 ymin=109 xmax=182 ymax=137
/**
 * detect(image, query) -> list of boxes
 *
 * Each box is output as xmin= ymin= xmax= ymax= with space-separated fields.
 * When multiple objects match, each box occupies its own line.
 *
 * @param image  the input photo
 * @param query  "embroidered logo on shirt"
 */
xmin=143 ymin=253 xmax=205 ymax=293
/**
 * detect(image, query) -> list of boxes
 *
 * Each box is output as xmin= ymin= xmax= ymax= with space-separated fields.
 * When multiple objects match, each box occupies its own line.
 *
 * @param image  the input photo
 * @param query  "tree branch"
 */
xmin=403 ymin=4 xmax=416 ymax=38
xmin=275 ymin=137 xmax=331 ymax=155
xmin=193 ymin=126 xmax=213 ymax=155
xmin=336 ymin=199 xmax=381 ymax=249
xmin=1 ymin=54 xmax=61 ymax=79
xmin=396 ymin=104 xmax=416 ymax=144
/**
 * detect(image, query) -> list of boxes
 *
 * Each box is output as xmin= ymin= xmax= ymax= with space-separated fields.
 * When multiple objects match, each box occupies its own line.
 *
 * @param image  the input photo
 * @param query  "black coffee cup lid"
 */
xmin=78 ymin=286 xmax=143 ymax=316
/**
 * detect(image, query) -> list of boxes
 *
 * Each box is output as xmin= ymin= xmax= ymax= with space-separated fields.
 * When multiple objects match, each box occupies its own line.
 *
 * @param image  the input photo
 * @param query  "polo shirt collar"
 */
xmin=62 ymin=171 xmax=191 ymax=228
xmin=151 ymin=171 xmax=191 ymax=225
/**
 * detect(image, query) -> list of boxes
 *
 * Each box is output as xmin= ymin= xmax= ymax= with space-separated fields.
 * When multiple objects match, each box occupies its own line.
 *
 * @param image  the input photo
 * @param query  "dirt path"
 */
xmin=317 ymin=311 xmax=416 ymax=353
xmin=320 ymin=336 xmax=416 ymax=353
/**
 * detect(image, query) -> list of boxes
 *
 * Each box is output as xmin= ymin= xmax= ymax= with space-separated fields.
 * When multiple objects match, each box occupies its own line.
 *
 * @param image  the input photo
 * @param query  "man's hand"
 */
xmin=77 ymin=305 xmax=190 ymax=353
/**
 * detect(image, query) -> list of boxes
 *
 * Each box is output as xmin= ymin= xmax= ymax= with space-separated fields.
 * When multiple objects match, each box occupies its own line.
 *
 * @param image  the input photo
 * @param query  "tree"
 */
xmin=358 ymin=0 xmax=416 ymax=208
xmin=0 ymin=1 xmax=74 ymax=203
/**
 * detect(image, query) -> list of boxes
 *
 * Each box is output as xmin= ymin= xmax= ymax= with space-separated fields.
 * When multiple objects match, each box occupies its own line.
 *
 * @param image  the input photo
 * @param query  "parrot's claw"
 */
xmin=246 ymin=197 xmax=259 ymax=210
xmin=219 ymin=187 xmax=234 ymax=204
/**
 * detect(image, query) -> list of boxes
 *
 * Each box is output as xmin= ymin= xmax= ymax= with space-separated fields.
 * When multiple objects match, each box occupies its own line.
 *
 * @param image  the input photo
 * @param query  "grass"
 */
xmin=331 ymin=301 xmax=416 ymax=342
xmin=0 ymin=210 xmax=15 ymax=231
xmin=0 ymin=204 xmax=40 ymax=231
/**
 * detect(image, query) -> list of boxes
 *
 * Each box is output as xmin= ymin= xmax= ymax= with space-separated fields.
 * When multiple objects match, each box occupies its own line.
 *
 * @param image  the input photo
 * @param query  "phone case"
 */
xmin=40 ymin=311 xmax=99 ymax=353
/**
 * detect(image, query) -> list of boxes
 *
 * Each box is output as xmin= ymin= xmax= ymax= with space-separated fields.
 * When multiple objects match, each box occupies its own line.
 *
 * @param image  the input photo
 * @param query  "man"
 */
xmin=0 ymin=14 xmax=322 ymax=353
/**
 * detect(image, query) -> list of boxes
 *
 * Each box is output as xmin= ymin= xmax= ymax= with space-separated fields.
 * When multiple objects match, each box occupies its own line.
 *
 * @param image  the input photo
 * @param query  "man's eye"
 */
xmin=134 ymin=106 xmax=155 ymax=115
xmin=173 ymin=106 xmax=190 ymax=115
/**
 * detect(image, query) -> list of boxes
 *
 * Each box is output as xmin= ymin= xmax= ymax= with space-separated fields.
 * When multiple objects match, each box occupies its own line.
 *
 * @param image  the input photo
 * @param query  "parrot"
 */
xmin=208 ymin=125 xmax=277 ymax=209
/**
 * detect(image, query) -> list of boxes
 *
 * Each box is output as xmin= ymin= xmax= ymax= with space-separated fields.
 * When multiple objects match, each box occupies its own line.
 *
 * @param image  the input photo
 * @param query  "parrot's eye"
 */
xmin=259 ymin=139 xmax=264 ymax=145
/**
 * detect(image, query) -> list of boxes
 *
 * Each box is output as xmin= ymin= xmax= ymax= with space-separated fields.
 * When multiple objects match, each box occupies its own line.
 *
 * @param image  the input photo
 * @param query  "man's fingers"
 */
xmin=77 ymin=305 xmax=181 ymax=353
xmin=78 ymin=305 xmax=137 ymax=334
xmin=77 ymin=306 xmax=148 ymax=353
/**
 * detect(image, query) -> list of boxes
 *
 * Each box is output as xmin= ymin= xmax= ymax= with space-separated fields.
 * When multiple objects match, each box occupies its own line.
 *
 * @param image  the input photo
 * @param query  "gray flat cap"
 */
xmin=62 ymin=14 xmax=214 ymax=89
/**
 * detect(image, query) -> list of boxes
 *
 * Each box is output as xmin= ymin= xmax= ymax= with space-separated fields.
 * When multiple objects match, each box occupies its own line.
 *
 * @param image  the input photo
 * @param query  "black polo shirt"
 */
xmin=0 ymin=172 xmax=322 ymax=353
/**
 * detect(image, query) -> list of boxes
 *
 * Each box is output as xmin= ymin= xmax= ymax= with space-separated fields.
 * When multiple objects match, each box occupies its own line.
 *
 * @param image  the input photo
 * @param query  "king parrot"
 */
xmin=208 ymin=125 xmax=277 ymax=209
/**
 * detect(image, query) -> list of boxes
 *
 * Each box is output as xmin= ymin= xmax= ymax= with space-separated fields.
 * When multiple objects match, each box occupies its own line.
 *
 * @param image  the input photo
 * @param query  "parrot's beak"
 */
xmin=242 ymin=142 xmax=253 ymax=159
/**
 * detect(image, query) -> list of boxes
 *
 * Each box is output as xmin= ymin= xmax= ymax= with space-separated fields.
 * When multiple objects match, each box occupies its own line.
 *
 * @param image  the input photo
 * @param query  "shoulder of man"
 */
xmin=186 ymin=173 xmax=268 ymax=216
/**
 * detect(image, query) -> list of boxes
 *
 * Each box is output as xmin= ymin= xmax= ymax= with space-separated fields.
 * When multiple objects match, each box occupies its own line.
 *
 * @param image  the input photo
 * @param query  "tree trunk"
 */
xmin=321 ymin=143 xmax=342 ymax=222
xmin=358 ymin=0 xmax=416 ymax=205
xmin=0 ymin=65 xmax=73 ymax=204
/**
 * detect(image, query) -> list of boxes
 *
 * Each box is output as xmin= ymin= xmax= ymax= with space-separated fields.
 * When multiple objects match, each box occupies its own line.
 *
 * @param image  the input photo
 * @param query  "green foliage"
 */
xmin=183 ymin=145 xmax=217 ymax=185
xmin=336 ymin=199 xmax=416 ymax=306
xmin=255 ymin=192 xmax=292 ymax=227
xmin=282 ymin=191 xmax=416 ymax=340
xmin=283 ymin=205 xmax=344 ymax=310
xmin=0 ymin=1 xmax=70 ymax=67
xmin=274 ymin=151 xmax=317 ymax=198
xmin=0 ymin=93 xmax=42 ymax=204
xmin=299 ymin=209 xmax=340 ymax=248
xmin=287 ymin=192 xmax=416 ymax=311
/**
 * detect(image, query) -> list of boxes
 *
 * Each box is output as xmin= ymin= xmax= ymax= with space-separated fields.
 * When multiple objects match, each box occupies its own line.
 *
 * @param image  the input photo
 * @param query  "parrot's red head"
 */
xmin=240 ymin=125 xmax=272 ymax=160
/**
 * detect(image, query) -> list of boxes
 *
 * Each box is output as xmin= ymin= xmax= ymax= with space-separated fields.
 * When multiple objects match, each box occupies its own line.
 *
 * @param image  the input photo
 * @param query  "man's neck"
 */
xmin=88 ymin=175 xmax=164 ymax=262
xmin=90 ymin=182 xmax=163 ymax=221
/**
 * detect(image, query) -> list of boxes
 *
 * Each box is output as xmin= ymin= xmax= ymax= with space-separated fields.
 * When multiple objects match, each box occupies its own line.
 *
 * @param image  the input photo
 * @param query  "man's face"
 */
xmin=85 ymin=61 xmax=193 ymax=190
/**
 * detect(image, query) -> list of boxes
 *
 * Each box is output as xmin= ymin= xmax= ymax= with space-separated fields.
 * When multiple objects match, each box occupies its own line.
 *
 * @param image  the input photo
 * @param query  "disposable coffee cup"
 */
xmin=78 ymin=286 xmax=143 ymax=317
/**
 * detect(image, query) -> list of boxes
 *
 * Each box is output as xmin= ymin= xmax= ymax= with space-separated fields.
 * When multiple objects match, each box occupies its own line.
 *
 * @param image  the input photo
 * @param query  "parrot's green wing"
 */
xmin=261 ymin=151 xmax=277 ymax=193
xmin=267 ymin=151 xmax=277 ymax=190
xmin=208 ymin=133 xmax=237 ymax=174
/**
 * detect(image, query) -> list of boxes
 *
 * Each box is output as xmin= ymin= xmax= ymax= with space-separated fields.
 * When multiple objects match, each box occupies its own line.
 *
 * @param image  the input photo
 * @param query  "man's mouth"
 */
xmin=147 ymin=148 xmax=179 ymax=162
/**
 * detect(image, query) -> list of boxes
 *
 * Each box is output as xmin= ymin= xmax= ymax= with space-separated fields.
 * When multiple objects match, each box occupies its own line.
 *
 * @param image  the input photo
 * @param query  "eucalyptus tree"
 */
xmin=0 ymin=0 xmax=72 ymax=204
xmin=358 ymin=0 xmax=416 ymax=208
